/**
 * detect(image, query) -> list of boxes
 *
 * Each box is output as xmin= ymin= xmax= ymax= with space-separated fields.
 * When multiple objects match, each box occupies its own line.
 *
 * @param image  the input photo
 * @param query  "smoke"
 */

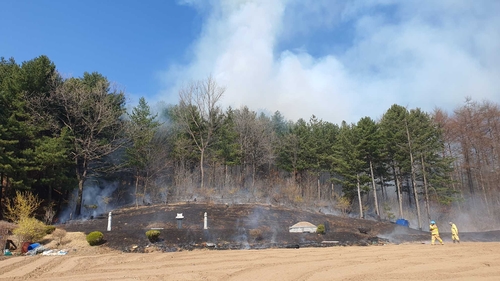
xmin=158 ymin=0 xmax=500 ymax=124
xmin=372 ymin=184 xmax=500 ymax=232
xmin=57 ymin=179 xmax=121 ymax=223
xmin=233 ymin=219 xmax=250 ymax=249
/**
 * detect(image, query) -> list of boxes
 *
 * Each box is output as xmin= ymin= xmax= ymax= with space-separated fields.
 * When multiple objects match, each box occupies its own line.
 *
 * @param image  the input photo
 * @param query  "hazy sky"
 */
xmin=2 ymin=0 xmax=499 ymax=124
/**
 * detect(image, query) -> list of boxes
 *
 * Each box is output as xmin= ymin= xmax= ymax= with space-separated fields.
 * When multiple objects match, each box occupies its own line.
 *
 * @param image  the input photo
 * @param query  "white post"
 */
xmin=204 ymin=212 xmax=208 ymax=229
xmin=176 ymin=213 xmax=184 ymax=229
xmin=107 ymin=211 xmax=112 ymax=231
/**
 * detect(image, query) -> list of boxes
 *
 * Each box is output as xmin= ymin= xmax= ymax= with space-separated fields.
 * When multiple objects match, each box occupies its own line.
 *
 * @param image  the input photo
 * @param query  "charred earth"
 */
xmin=60 ymin=203 xmax=500 ymax=253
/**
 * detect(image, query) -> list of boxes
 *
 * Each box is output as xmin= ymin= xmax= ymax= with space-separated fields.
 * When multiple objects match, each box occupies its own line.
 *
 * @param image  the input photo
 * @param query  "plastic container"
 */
xmin=27 ymin=243 xmax=40 ymax=251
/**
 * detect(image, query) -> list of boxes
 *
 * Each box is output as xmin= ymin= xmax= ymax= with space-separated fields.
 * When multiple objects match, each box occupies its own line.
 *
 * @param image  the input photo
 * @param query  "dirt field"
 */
xmin=1 ymin=242 xmax=500 ymax=280
xmin=2 ymin=203 xmax=500 ymax=280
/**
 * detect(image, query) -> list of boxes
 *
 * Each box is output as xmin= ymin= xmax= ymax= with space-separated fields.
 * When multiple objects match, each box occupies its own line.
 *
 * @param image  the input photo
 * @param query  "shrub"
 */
xmin=382 ymin=202 xmax=395 ymax=221
xmin=13 ymin=217 xmax=47 ymax=242
xmin=249 ymin=229 xmax=264 ymax=241
xmin=86 ymin=231 xmax=104 ymax=246
xmin=146 ymin=230 xmax=160 ymax=242
xmin=43 ymin=203 xmax=56 ymax=224
xmin=45 ymin=225 xmax=56 ymax=234
xmin=316 ymin=224 xmax=326 ymax=235
xmin=335 ymin=197 xmax=352 ymax=217
xmin=4 ymin=191 xmax=43 ymax=223
xmin=52 ymin=228 xmax=67 ymax=245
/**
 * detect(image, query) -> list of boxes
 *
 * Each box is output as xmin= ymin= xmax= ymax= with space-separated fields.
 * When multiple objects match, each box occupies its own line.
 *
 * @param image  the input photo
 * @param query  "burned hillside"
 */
xmin=61 ymin=202 xmax=434 ymax=252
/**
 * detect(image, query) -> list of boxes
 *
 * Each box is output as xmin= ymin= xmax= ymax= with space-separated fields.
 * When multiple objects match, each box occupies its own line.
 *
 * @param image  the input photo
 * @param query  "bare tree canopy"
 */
xmin=53 ymin=72 xmax=126 ymax=216
xmin=175 ymin=75 xmax=225 ymax=189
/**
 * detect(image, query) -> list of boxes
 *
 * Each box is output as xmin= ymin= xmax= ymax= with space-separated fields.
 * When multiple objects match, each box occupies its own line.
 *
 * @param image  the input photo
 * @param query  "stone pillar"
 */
xmin=107 ymin=211 xmax=112 ymax=231
xmin=204 ymin=212 xmax=208 ymax=229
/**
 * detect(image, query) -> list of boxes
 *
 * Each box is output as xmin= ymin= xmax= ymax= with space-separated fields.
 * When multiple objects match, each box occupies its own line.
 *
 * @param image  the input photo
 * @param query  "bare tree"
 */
xmin=53 ymin=73 xmax=126 ymax=216
xmin=233 ymin=107 xmax=275 ymax=191
xmin=176 ymin=76 xmax=224 ymax=189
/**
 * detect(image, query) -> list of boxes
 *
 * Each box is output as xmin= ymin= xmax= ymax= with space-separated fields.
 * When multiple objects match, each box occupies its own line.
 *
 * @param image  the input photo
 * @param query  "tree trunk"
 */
xmin=75 ymin=177 xmax=84 ymax=217
xmin=410 ymin=173 xmax=422 ymax=230
xmin=0 ymin=173 xmax=3 ymax=220
xmin=143 ymin=173 xmax=149 ymax=205
xmin=406 ymin=177 xmax=412 ymax=208
xmin=394 ymin=165 xmax=404 ymax=219
xmin=200 ymin=149 xmax=205 ymax=189
xmin=135 ymin=174 xmax=140 ymax=208
xmin=75 ymin=157 xmax=88 ymax=217
xmin=48 ymin=185 xmax=52 ymax=206
xmin=479 ymin=170 xmax=491 ymax=215
xmin=317 ymin=178 xmax=321 ymax=202
xmin=380 ymin=175 xmax=386 ymax=200
xmin=224 ymin=164 xmax=228 ymax=190
xmin=405 ymin=120 xmax=422 ymax=230
xmin=252 ymin=162 xmax=256 ymax=189
xmin=446 ymin=143 xmax=463 ymax=212
xmin=369 ymin=160 xmax=380 ymax=217
xmin=214 ymin=161 xmax=217 ymax=190
xmin=357 ymin=174 xmax=363 ymax=219
xmin=463 ymin=147 xmax=474 ymax=194
xmin=421 ymin=155 xmax=431 ymax=221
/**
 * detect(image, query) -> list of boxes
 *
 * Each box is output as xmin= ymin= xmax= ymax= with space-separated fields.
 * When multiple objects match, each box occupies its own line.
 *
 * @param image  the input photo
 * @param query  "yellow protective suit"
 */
xmin=451 ymin=223 xmax=460 ymax=243
xmin=430 ymin=224 xmax=444 ymax=245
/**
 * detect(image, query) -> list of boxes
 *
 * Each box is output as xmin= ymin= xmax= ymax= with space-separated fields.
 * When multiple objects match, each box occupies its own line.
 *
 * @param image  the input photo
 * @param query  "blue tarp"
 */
xmin=396 ymin=219 xmax=409 ymax=227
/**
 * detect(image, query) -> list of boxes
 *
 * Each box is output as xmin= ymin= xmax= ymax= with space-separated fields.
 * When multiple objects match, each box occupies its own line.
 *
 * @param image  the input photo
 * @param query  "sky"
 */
xmin=1 ymin=0 xmax=499 ymax=124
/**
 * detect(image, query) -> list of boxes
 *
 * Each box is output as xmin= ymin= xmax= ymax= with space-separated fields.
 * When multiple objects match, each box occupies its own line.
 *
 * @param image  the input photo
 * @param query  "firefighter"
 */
xmin=430 ymin=220 xmax=444 ymax=245
xmin=450 ymin=222 xmax=460 ymax=243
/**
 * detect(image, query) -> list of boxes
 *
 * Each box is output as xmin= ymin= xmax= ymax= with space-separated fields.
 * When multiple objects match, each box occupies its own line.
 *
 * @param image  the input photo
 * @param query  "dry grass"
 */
xmin=42 ymin=231 xmax=118 ymax=255
xmin=0 ymin=220 xmax=17 ymax=230
xmin=0 ymin=221 xmax=17 ymax=252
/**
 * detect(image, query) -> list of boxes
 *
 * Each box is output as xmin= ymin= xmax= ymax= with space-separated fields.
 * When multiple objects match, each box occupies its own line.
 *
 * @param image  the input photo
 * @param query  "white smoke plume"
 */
xmin=159 ymin=0 xmax=500 ymax=124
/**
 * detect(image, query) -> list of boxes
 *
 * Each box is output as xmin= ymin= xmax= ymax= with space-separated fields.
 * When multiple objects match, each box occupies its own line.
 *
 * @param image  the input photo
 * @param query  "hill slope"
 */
xmin=62 ymin=202 xmax=434 ymax=252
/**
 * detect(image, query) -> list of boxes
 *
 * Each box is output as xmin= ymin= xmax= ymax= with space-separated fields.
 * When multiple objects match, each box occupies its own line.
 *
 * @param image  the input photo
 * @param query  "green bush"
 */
xmin=45 ymin=225 xmax=56 ymax=234
xmin=13 ymin=217 xmax=47 ymax=242
xmin=146 ymin=230 xmax=161 ymax=242
xmin=316 ymin=224 xmax=326 ymax=235
xmin=86 ymin=231 xmax=104 ymax=246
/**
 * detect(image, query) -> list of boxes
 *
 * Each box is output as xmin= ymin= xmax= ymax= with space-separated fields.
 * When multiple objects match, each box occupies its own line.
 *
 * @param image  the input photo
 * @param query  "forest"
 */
xmin=1 ymin=55 xmax=499 ymax=231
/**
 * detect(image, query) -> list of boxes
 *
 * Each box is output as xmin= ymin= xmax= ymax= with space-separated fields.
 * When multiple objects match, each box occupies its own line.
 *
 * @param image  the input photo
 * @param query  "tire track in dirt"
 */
xmin=222 ymin=246 xmax=426 ymax=281
xmin=3 ymin=243 xmax=500 ymax=280
xmin=0 ymin=257 xmax=33 ymax=275
xmin=0 ymin=256 xmax=55 ymax=279
xmin=46 ymin=256 xmax=87 ymax=274
xmin=16 ymin=256 xmax=66 ymax=280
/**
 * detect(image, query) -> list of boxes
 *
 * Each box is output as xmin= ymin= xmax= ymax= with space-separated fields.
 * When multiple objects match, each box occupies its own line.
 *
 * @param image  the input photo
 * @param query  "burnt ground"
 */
xmin=61 ymin=202 xmax=500 ymax=253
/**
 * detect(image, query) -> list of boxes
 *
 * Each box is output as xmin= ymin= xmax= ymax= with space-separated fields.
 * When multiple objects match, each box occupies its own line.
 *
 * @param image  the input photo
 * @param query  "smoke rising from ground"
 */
xmin=57 ymin=180 xmax=121 ymax=223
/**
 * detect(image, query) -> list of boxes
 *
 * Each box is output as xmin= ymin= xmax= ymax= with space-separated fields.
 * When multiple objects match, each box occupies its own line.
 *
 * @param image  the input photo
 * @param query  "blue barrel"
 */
xmin=396 ymin=219 xmax=409 ymax=227
xmin=27 ymin=243 xmax=40 ymax=251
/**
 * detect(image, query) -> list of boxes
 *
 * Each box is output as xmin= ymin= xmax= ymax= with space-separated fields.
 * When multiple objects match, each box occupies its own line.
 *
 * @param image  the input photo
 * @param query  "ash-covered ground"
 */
xmin=61 ymin=202 xmax=500 ymax=253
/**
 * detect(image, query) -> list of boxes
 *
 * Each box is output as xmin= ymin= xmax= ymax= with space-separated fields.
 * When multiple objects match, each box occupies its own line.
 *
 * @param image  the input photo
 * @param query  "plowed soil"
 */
xmin=1 ymin=243 xmax=500 ymax=280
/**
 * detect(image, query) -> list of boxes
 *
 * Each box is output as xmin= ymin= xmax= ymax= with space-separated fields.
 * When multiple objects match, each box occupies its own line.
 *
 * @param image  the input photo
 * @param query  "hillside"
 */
xmin=61 ymin=202 xmax=433 ymax=252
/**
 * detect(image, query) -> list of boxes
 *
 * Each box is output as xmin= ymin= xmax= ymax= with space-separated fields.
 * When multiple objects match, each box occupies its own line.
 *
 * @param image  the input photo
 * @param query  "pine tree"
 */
xmin=357 ymin=117 xmax=382 ymax=217
xmin=126 ymin=97 xmax=161 ymax=207
xmin=333 ymin=121 xmax=369 ymax=218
